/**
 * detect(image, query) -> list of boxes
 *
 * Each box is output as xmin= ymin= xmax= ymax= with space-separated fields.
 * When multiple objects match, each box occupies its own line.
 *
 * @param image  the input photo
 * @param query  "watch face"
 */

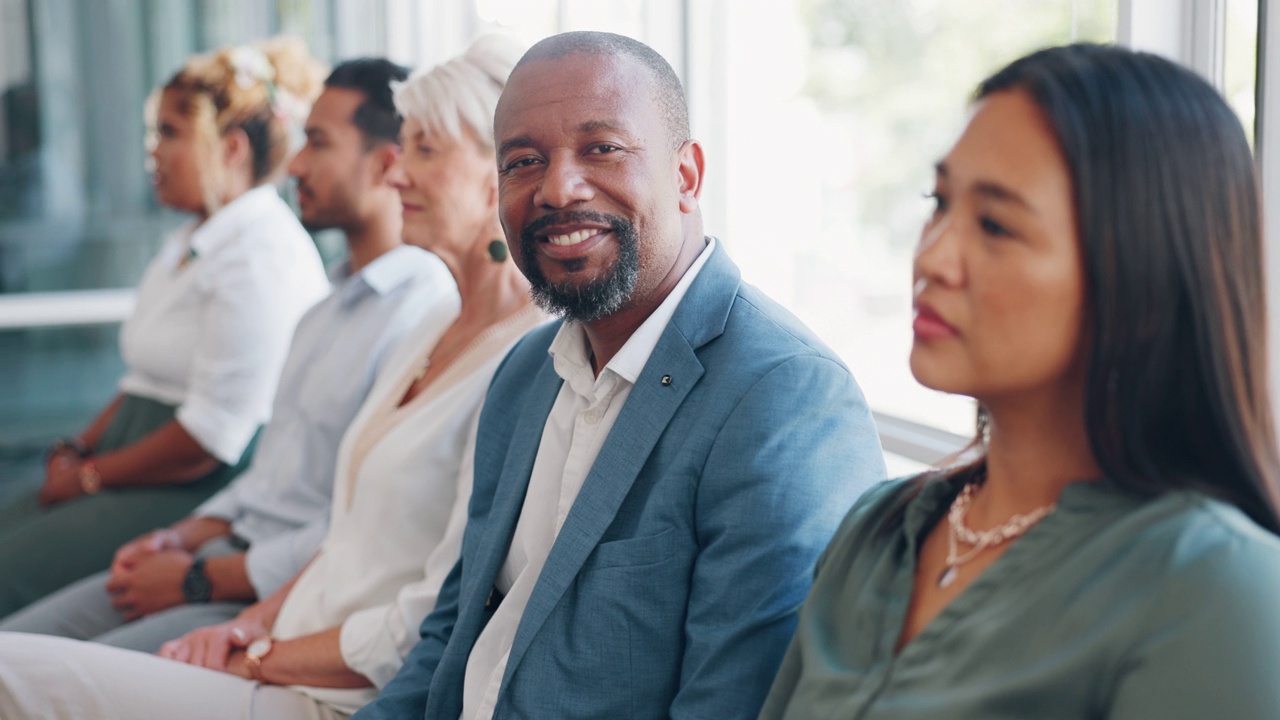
xmin=247 ymin=637 xmax=272 ymax=658
xmin=182 ymin=560 xmax=213 ymax=603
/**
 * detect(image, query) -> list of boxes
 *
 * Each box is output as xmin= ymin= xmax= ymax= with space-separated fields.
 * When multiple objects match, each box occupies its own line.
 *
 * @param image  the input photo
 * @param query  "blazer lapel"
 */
xmin=498 ymin=240 xmax=743 ymax=685
xmin=500 ymin=331 xmax=703 ymax=683
xmin=463 ymin=356 xmax=565 ymax=609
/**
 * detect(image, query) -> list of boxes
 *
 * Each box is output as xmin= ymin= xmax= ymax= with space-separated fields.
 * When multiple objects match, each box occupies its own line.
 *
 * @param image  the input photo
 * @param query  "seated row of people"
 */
xmin=0 ymin=38 xmax=333 ymax=618
xmin=1 ymin=28 xmax=1278 ymax=720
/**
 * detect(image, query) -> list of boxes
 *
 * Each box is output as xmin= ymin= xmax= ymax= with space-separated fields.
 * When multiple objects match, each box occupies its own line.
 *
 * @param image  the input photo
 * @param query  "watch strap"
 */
xmin=182 ymin=557 xmax=213 ymax=603
xmin=46 ymin=436 xmax=88 ymax=463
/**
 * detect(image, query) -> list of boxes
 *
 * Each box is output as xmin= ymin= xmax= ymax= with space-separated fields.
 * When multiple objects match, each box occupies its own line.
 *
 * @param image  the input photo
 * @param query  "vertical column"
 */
xmin=81 ymin=1 xmax=150 ymax=218
xmin=333 ymin=0 xmax=386 ymax=59
xmin=30 ymin=0 xmax=85 ymax=221
xmin=1117 ymin=0 xmax=1227 ymax=89
xmin=641 ymin=0 xmax=686 ymax=86
xmin=682 ymin=0 xmax=728 ymax=243
xmin=1258 ymin=0 xmax=1280 ymax=417
xmin=144 ymin=0 xmax=198 ymax=86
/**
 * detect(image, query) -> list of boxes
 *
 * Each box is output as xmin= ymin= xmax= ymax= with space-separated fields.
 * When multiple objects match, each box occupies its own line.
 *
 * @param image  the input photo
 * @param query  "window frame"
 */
xmin=0 ymin=0 xmax=1269 ymax=464
xmin=1258 ymin=0 xmax=1280 ymax=421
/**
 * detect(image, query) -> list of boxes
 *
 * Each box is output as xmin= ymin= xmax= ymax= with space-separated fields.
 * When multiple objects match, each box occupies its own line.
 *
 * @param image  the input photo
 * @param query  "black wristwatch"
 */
xmin=182 ymin=557 xmax=213 ymax=603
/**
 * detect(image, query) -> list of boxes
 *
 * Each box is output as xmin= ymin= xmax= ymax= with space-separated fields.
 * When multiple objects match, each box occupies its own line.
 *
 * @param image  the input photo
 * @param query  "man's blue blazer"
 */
xmin=355 ymin=242 xmax=886 ymax=719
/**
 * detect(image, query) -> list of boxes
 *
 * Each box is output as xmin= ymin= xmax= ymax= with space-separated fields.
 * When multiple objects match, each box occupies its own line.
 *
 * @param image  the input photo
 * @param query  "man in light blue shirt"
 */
xmin=0 ymin=58 xmax=459 ymax=652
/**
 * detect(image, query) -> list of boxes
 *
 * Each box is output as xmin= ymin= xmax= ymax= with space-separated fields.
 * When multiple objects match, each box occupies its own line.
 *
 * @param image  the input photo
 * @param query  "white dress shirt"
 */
xmin=194 ymin=245 xmax=458 ymax=596
xmin=117 ymin=185 xmax=329 ymax=463
xmin=461 ymin=239 xmax=716 ymax=720
xmin=269 ymin=303 xmax=548 ymax=715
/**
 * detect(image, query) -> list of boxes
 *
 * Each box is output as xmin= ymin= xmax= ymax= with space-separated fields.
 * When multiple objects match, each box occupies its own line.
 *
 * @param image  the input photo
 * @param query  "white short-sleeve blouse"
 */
xmin=116 ymin=185 xmax=330 ymax=463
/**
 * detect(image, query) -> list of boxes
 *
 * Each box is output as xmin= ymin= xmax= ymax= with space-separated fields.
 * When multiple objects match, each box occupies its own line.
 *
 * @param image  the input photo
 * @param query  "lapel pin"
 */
xmin=661 ymin=375 xmax=672 ymax=386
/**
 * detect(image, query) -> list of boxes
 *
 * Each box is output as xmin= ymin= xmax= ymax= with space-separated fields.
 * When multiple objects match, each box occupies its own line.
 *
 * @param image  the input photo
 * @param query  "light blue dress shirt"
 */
xmin=195 ymin=244 xmax=459 ymax=597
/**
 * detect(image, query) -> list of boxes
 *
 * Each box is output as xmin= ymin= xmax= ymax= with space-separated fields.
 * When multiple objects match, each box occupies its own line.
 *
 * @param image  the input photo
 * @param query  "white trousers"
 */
xmin=0 ymin=633 xmax=348 ymax=720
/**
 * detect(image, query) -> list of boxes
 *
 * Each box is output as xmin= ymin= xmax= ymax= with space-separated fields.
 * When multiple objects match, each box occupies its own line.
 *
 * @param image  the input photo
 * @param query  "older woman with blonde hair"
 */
xmin=0 ymin=37 xmax=329 ymax=619
xmin=0 ymin=34 xmax=545 ymax=720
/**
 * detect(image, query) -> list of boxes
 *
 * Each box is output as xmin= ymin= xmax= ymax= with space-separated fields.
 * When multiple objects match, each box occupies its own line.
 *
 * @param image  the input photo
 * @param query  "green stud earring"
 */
xmin=488 ymin=239 xmax=509 ymax=262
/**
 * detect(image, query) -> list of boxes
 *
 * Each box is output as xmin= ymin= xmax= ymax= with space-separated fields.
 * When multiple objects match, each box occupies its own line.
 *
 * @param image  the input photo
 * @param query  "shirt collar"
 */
xmin=607 ymin=237 xmax=715 ymax=383
xmin=187 ymin=185 xmax=281 ymax=259
xmin=548 ymin=325 xmax=603 ymax=400
xmin=903 ymin=476 xmax=960 ymax=552
xmin=548 ymin=237 xmax=717 ymax=389
xmin=329 ymin=245 xmax=429 ymax=306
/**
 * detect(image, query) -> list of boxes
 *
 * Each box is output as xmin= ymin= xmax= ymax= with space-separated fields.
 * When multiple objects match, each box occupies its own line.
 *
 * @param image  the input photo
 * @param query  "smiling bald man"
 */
xmin=355 ymin=31 xmax=886 ymax=720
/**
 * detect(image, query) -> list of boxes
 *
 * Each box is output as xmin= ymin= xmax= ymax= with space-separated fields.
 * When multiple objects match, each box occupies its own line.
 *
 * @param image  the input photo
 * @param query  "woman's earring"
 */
xmin=488 ymin=239 xmax=509 ymax=262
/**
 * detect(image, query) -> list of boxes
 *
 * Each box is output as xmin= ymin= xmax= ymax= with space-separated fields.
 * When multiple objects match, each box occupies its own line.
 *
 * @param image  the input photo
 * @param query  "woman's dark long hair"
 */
xmin=925 ymin=44 xmax=1280 ymax=533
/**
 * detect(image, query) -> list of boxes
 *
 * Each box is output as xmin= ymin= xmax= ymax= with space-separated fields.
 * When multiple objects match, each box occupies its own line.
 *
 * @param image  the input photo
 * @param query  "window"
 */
xmin=471 ymin=0 xmax=684 ymax=77
xmin=0 ymin=0 xmax=1269 ymax=464
xmin=1225 ymin=0 xmax=1259 ymax=145
xmin=0 ymin=0 xmax=394 ymax=443
xmin=685 ymin=0 xmax=1117 ymax=439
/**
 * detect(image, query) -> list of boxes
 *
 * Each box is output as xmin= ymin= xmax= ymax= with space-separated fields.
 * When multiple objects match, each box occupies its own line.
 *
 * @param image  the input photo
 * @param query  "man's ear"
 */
xmin=676 ymin=139 xmax=705 ymax=214
xmin=372 ymin=143 xmax=402 ymax=186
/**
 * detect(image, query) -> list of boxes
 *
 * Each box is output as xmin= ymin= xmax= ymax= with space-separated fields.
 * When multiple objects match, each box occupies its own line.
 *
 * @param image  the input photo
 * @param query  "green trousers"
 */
xmin=0 ymin=394 xmax=256 ymax=619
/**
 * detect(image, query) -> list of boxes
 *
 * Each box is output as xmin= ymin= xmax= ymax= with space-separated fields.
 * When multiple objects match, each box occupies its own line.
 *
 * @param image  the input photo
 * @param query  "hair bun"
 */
xmin=460 ymin=34 xmax=525 ymax=88
xmin=393 ymin=34 xmax=523 ymax=152
xmin=254 ymin=36 xmax=326 ymax=104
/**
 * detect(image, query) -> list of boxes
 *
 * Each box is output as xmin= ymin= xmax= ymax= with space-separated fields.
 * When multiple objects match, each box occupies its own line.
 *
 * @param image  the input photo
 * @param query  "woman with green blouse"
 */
xmin=761 ymin=44 xmax=1280 ymax=719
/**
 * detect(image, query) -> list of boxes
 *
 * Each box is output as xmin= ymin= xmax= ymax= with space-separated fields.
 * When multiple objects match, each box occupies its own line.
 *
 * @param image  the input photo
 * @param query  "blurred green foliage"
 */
xmin=797 ymin=0 xmax=1115 ymax=250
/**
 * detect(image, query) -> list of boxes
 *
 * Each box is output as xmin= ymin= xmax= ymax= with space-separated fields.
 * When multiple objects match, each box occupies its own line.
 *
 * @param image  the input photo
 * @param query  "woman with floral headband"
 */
xmin=0 ymin=38 xmax=330 ymax=619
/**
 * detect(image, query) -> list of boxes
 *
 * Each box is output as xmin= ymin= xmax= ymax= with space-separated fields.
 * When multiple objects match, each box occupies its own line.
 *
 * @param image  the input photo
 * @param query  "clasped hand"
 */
xmin=105 ymin=530 xmax=190 ymax=620
xmin=37 ymin=454 xmax=83 ymax=507
xmin=158 ymin=617 xmax=267 ymax=679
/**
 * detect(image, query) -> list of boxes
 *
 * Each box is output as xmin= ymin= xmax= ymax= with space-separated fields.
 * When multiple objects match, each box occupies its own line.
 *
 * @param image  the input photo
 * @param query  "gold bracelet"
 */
xmin=78 ymin=461 xmax=103 ymax=495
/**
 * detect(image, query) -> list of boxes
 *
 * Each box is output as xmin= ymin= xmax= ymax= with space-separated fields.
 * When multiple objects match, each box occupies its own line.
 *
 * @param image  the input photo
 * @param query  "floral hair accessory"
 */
xmin=229 ymin=46 xmax=276 ymax=90
xmin=273 ymin=87 xmax=311 ymax=152
xmin=228 ymin=45 xmax=310 ymax=152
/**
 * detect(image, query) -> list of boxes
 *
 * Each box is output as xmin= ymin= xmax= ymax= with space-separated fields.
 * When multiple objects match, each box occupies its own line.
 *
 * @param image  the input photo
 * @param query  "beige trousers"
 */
xmin=0 ymin=633 xmax=348 ymax=720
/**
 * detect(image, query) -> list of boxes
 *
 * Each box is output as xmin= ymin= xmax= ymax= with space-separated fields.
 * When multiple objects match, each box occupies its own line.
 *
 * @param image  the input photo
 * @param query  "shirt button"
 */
xmin=584 ymin=411 xmax=600 ymax=424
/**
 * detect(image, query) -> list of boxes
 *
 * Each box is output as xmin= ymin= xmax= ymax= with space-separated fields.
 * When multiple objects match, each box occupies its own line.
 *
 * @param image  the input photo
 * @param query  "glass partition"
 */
xmin=0 ymin=0 xmax=391 ymax=473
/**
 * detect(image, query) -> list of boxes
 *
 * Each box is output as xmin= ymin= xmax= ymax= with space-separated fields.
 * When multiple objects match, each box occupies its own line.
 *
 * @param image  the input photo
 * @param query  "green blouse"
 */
xmin=760 ymin=476 xmax=1280 ymax=719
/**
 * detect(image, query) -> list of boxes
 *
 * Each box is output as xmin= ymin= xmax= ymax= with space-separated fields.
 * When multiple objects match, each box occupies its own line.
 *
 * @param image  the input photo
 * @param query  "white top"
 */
xmin=194 ymin=245 xmax=458 ymax=597
xmin=268 ymin=302 xmax=548 ymax=715
xmin=117 ymin=185 xmax=329 ymax=463
xmin=461 ymin=239 xmax=716 ymax=720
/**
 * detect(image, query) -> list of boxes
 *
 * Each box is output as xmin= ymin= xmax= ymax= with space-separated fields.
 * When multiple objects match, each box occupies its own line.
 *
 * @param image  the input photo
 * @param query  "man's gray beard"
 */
xmin=520 ymin=217 xmax=642 ymax=324
xmin=527 ymin=243 xmax=640 ymax=324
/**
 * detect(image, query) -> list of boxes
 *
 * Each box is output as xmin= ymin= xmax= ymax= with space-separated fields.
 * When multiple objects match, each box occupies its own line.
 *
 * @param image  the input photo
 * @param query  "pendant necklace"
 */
xmin=937 ymin=479 xmax=1056 ymax=588
xmin=413 ymin=358 xmax=431 ymax=383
